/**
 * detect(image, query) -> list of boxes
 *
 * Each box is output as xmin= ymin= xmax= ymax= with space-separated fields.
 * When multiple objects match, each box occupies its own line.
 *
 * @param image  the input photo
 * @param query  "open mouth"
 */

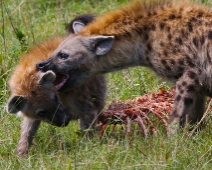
xmin=54 ymin=73 xmax=69 ymax=90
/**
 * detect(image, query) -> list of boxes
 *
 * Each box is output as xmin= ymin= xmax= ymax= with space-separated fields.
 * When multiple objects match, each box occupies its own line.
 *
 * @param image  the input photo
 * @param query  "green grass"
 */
xmin=1 ymin=0 xmax=212 ymax=169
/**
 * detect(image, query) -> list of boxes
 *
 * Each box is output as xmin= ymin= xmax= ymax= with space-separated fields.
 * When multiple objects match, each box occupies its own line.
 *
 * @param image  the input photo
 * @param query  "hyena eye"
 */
xmin=36 ymin=109 xmax=48 ymax=117
xmin=37 ymin=111 xmax=47 ymax=117
xmin=58 ymin=52 xmax=69 ymax=60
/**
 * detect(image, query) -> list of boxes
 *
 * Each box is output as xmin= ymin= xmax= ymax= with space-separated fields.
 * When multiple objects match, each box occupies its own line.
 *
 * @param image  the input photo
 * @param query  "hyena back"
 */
xmin=7 ymin=14 xmax=106 ymax=155
xmin=37 ymin=0 xmax=212 ymax=133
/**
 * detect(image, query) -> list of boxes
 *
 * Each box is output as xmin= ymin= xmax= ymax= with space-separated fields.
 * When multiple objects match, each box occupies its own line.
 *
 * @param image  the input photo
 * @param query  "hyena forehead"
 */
xmin=58 ymin=35 xmax=84 ymax=51
xmin=57 ymin=35 xmax=97 ymax=54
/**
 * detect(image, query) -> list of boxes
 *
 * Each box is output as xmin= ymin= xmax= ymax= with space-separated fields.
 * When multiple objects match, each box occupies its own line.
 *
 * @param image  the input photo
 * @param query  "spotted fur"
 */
xmin=37 ymin=0 xmax=212 ymax=133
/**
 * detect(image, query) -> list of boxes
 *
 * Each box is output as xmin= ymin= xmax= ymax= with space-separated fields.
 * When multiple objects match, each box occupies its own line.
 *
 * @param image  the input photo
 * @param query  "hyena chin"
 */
xmin=6 ymin=14 xmax=106 ymax=156
xmin=37 ymin=0 xmax=212 ymax=133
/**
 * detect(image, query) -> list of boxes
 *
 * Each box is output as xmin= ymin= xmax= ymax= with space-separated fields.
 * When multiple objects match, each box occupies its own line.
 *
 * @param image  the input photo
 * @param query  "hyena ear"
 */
xmin=89 ymin=35 xmax=114 ymax=55
xmin=72 ymin=21 xmax=85 ymax=34
xmin=6 ymin=96 xmax=28 ymax=114
xmin=38 ymin=71 xmax=56 ymax=86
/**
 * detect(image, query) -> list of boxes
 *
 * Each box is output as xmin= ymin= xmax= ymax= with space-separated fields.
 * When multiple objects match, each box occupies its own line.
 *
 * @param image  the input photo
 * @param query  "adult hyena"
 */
xmin=37 ymin=0 xmax=212 ymax=133
xmin=7 ymin=14 xmax=106 ymax=155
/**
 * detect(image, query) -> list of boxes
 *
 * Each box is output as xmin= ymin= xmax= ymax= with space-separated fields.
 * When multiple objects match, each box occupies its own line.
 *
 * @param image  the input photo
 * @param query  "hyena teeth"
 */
xmin=54 ymin=73 xmax=69 ymax=90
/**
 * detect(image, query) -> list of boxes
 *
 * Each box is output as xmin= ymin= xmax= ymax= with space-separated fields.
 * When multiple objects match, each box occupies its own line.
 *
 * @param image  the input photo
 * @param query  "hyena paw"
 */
xmin=17 ymin=143 xmax=29 ymax=156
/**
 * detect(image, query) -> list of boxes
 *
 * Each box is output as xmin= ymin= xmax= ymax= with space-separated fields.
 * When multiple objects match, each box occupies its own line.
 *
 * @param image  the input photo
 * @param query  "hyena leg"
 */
xmin=17 ymin=117 xmax=41 ymax=155
xmin=79 ymin=110 xmax=98 ymax=130
xmin=168 ymin=70 xmax=203 ymax=134
xmin=187 ymin=91 xmax=206 ymax=124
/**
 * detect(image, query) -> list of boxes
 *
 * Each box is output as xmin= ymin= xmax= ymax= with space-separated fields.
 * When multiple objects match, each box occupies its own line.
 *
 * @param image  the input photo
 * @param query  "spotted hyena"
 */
xmin=37 ymin=0 xmax=212 ymax=133
xmin=6 ymin=14 xmax=106 ymax=155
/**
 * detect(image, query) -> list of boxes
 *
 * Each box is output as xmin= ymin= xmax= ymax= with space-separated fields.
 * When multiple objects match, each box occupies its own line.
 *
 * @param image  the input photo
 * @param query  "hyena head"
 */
xmin=36 ymin=35 xmax=114 ymax=91
xmin=6 ymin=71 xmax=72 ymax=127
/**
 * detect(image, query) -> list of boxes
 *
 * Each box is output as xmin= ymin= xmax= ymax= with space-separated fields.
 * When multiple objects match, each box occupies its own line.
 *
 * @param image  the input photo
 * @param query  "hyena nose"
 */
xmin=36 ymin=62 xmax=46 ymax=71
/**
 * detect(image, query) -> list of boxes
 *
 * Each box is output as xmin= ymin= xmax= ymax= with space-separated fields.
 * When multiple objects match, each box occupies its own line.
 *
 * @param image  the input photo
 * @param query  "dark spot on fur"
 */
xmin=188 ymin=23 xmax=193 ymax=32
xmin=166 ymin=26 xmax=171 ymax=32
xmin=200 ymin=35 xmax=205 ymax=45
xmin=198 ymin=20 xmax=203 ymax=26
xmin=161 ymin=59 xmax=167 ymax=65
xmin=172 ymin=48 xmax=177 ymax=54
xmin=163 ymin=50 xmax=168 ymax=57
xmin=175 ymin=95 xmax=181 ymax=102
xmin=170 ymin=59 xmax=175 ymax=65
xmin=148 ymin=12 xmax=152 ymax=17
xmin=160 ymin=23 xmax=165 ymax=30
xmin=177 ymin=15 xmax=182 ymax=19
xmin=143 ymin=25 xmax=148 ymax=31
xmin=208 ymin=31 xmax=212 ymax=40
xmin=194 ymin=79 xmax=199 ymax=85
xmin=135 ymin=28 xmax=143 ymax=34
xmin=179 ymin=59 xmax=184 ymax=65
xmin=207 ymin=49 xmax=212 ymax=64
xmin=193 ymin=37 xmax=199 ymax=47
xmin=197 ymin=12 xmax=203 ymax=18
xmin=187 ymin=85 xmax=195 ymax=92
xmin=160 ymin=42 xmax=164 ymax=47
xmin=178 ymin=66 xmax=184 ymax=72
xmin=174 ymin=73 xmax=183 ymax=79
xmin=122 ymin=20 xmax=128 ymax=25
xmin=182 ymin=81 xmax=187 ymax=86
xmin=178 ymin=85 xmax=182 ymax=90
xmin=169 ymin=14 xmax=176 ymax=20
xmin=165 ymin=66 xmax=171 ymax=71
xmin=168 ymin=34 xmax=172 ymax=40
xmin=151 ymin=24 xmax=156 ymax=31
xmin=125 ymin=32 xmax=131 ymax=38
xmin=184 ymin=97 xmax=193 ymax=105
xmin=186 ymin=56 xmax=195 ymax=67
xmin=147 ymin=43 xmax=152 ymax=51
xmin=144 ymin=33 xmax=149 ymax=40
xmin=180 ymin=90 xmax=184 ymax=94
xmin=205 ymin=22 xmax=210 ymax=27
xmin=176 ymin=37 xmax=183 ymax=45
xmin=188 ymin=71 xmax=196 ymax=79
xmin=190 ymin=17 xmax=197 ymax=23
xmin=181 ymin=29 xmax=186 ymax=37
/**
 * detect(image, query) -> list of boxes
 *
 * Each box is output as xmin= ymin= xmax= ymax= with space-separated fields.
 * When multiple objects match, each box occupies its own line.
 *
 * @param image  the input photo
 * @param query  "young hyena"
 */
xmin=37 ymin=0 xmax=212 ymax=133
xmin=6 ymin=14 xmax=106 ymax=155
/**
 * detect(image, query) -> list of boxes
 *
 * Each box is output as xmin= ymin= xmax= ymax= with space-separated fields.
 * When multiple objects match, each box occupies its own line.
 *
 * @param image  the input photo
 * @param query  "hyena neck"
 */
xmin=94 ymin=39 xmax=146 ymax=74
